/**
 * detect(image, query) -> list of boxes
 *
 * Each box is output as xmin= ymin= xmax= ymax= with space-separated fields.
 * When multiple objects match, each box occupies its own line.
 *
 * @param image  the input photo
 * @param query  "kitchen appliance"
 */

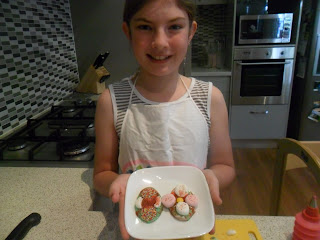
xmin=239 ymin=13 xmax=293 ymax=44
xmin=236 ymin=0 xmax=269 ymax=16
xmin=232 ymin=46 xmax=295 ymax=105
xmin=0 ymin=96 xmax=96 ymax=167
xmin=287 ymin=0 xmax=320 ymax=140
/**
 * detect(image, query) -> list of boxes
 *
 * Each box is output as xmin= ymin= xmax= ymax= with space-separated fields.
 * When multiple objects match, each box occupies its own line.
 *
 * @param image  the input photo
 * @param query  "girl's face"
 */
xmin=123 ymin=0 xmax=197 ymax=78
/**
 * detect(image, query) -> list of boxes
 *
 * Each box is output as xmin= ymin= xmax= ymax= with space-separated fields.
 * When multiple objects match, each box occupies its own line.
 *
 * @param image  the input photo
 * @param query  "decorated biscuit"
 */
xmin=135 ymin=187 xmax=163 ymax=223
xmin=163 ymin=184 xmax=198 ymax=221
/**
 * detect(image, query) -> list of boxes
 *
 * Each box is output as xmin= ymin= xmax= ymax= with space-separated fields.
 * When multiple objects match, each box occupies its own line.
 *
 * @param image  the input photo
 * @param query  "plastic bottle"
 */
xmin=292 ymin=195 xmax=320 ymax=240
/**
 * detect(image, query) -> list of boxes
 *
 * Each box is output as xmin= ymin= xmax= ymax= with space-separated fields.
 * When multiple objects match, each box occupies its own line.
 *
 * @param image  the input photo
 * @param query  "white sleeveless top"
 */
xmin=109 ymin=77 xmax=212 ymax=173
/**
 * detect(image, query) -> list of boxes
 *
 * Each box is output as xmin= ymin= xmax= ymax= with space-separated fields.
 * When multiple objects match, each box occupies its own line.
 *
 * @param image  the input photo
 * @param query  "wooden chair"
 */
xmin=270 ymin=138 xmax=320 ymax=215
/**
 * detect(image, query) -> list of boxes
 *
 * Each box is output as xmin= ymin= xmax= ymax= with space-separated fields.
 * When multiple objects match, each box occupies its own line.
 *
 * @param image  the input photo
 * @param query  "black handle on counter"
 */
xmin=6 ymin=213 xmax=41 ymax=240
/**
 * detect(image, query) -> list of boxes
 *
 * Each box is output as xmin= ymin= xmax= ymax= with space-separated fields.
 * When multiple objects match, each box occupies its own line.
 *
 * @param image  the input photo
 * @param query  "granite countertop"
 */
xmin=0 ymin=167 xmax=295 ymax=240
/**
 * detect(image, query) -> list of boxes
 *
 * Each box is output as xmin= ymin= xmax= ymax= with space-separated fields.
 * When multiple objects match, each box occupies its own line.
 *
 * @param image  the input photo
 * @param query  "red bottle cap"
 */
xmin=292 ymin=196 xmax=320 ymax=240
xmin=303 ymin=195 xmax=320 ymax=222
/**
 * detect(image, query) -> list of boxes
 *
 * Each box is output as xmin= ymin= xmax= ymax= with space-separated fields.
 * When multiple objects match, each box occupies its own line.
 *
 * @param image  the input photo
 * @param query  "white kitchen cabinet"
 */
xmin=192 ymin=75 xmax=230 ymax=107
xmin=230 ymin=105 xmax=289 ymax=139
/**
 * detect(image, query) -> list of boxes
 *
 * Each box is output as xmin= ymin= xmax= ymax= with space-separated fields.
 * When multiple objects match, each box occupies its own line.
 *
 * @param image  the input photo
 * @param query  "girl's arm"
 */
xmin=93 ymin=89 xmax=131 ymax=240
xmin=204 ymin=85 xmax=236 ymax=205
xmin=93 ymin=89 xmax=120 ymax=197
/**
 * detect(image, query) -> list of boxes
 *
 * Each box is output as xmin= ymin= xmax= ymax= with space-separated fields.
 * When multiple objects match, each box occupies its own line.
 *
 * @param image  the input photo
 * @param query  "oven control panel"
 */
xmin=234 ymin=47 xmax=295 ymax=60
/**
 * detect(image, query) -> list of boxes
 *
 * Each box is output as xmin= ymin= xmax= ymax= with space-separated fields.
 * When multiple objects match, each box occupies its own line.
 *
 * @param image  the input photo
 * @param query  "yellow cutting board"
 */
xmin=179 ymin=219 xmax=263 ymax=240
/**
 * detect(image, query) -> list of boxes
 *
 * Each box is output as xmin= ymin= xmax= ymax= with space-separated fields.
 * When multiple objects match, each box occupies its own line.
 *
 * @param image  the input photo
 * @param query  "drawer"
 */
xmin=230 ymin=105 xmax=289 ymax=139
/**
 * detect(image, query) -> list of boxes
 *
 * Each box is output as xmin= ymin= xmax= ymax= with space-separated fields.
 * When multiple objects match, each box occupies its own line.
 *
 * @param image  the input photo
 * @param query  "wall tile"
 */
xmin=0 ymin=0 xmax=79 ymax=136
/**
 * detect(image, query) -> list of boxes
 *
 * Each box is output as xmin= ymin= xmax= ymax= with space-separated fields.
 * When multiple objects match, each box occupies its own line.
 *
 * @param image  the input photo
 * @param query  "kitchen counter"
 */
xmin=0 ymin=167 xmax=295 ymax=240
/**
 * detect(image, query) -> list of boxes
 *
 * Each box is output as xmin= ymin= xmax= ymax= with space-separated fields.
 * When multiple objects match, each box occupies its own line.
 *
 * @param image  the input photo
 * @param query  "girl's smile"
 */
xmin=147 ymin=55 xmax=171 ymax=61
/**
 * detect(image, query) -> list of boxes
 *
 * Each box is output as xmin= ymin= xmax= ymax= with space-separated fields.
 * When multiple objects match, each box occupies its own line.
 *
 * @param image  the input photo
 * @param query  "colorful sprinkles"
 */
xmin=135 ymin=187 xmax=163 ymax=223
xmin=140 ymin=187 xmax=158 ymax=199
xmin=138 ymin=207 xmax=157 ymax=222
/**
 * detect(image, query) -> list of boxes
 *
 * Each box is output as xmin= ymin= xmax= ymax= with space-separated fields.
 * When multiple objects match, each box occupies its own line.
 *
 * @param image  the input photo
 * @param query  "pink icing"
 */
xmin=161 ymin=193 xmax=176 ymax=208
xmin=185 ymin=194 xmax=198 ymax=208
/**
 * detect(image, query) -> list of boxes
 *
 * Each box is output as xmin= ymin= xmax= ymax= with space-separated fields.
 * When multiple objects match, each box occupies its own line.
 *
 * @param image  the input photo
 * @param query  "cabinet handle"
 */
xmin=249 ymin=110 xmax=269 ymax=114
xmin=237 ymin=62 xmax=290 ymax=66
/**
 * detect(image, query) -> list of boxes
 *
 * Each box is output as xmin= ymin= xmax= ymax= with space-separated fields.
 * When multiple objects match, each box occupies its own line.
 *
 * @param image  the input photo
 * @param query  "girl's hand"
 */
xmin=202 ymin=169 xmax=222 ymax=206
xmin=202 ymin=169 xmax=222 ymax=235
xmin=108 ymin=174 xmax=131 ymax=240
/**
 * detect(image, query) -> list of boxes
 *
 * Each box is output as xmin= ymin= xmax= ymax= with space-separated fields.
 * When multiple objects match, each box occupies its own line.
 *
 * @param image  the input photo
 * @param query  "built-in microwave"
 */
xmin=239 ymin=13 xmax=293 ymax=45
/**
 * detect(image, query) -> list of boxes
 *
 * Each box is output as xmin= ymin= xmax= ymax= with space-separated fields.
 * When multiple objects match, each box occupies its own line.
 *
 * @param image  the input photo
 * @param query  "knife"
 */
xmin=100 ymin=74 xmax=110 ymax=83
xmin=93 ymin=52 xmax=110 ymax=69
xmin=6 ymin=213 xmax=41 ymax=240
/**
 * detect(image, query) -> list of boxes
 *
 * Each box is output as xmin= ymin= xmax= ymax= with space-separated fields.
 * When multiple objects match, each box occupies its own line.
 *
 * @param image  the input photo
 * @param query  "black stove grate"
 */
xmin=0 ymin=100 xmax=96 ymax=164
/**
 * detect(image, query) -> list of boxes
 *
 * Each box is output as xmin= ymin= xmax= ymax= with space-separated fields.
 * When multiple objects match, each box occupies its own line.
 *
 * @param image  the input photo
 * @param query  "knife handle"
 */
xmin=100 ymin=75 xmax=110 ymax=83
xmin=6 ymin=213 xmax=41 ymax=240
xmin=93 ymin=52 xmax=110 ymax=69
xmin=93 ymin=55 xmax=102 ymax=69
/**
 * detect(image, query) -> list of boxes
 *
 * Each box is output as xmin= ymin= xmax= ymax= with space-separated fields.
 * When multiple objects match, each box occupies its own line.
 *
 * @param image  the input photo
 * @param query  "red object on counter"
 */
xmin=292 ymin=195 xmax=320 ymax=240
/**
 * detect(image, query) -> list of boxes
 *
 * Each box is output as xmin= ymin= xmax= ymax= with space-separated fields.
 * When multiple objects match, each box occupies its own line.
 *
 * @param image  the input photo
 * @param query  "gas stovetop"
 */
xmin=0 ymin=96 xmax=96 ymax=167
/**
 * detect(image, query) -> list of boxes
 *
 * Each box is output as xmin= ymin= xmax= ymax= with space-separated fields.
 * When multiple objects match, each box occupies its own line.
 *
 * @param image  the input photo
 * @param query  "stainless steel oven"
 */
xmin=232 ymin=46 xmax=295 ymax=105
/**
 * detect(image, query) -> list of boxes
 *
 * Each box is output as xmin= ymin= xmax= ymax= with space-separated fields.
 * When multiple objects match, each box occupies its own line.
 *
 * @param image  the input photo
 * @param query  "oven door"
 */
xmin=232 ymin=59 xmax=293 ymax=105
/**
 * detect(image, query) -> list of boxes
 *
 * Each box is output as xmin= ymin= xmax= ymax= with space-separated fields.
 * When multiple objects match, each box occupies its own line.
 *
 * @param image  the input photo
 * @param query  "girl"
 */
xmin=94 ymin=0 xmax=235 ymax=239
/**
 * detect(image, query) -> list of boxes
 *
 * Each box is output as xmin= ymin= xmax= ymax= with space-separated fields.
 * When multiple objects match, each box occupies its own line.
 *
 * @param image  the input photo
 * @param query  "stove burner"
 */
xmin=63 ymin=107 xmax=76 ymax=113
xmin=86 ymin=123 xmax=95 ymax=137
xmin=8 ymin=139 xmax=27 ymax=151
xmin=61 ymin=140 xmax=90 ymax=156
xmin=75 ymin=99 xmax=93 ymax=106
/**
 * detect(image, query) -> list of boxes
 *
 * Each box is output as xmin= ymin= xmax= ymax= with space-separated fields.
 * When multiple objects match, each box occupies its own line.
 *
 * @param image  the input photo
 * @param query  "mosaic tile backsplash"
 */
xmin=192 ymin=4 xmax=228 ymax=66
xmin=0 ymin=0 xmax=79 ymax=136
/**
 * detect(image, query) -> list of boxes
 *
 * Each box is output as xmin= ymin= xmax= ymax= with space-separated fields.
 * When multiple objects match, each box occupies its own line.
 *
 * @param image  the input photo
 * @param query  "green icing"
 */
xmin=135 ymin=205 xmax=163 ymax=223
xmin=136 ymin=165 xmax=143 ymax=170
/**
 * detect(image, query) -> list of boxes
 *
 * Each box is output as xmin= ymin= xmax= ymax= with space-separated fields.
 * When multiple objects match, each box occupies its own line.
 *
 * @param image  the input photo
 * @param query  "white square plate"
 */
xmin=124 ymin=166 xmax=215 ymax=239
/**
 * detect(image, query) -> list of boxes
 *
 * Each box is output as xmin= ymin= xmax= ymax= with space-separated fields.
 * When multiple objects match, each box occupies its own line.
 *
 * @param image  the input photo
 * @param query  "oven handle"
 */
xmin=237 ymin=62 xmax=291 ymax=66
xmin=250 ymin=110 xmax=269 ymax=114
